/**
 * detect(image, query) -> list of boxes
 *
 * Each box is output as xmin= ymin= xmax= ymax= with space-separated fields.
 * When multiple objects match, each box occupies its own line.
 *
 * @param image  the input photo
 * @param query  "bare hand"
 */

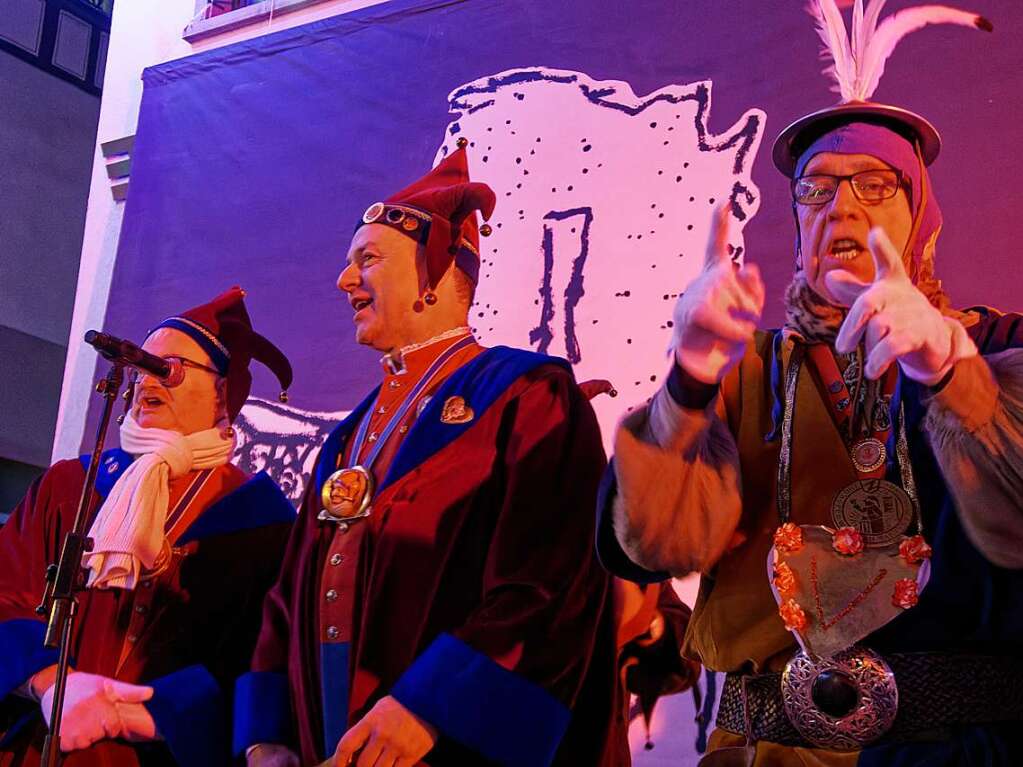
xmin=672 ymin=206 xmax=764 ymax=384
xmin=40 ymin=671 xmax=153 ymax=752
xmin=332 ymin=696 xmax=437 ymax=767
xmin=116 ymin=701 xmax=158 ymax=742
xmin=828 ymin=228 xmax=976 ymax=384
xmin=246 ymin=743 xmax=301 ymax=767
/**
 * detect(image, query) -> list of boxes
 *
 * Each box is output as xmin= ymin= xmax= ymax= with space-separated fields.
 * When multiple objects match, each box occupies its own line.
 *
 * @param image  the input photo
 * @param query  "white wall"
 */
xmin=53 ymin=0 xmax=391 ymax=461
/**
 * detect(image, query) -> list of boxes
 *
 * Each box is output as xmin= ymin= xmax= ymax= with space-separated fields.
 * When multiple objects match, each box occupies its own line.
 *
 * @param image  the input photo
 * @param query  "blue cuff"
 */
xmin=233 ymin=671 xmax=292 ymax=756
xmin=391 ymin=633 xmax=570 ymax=767
xmin=146 ymin=665 xmax=227 ymax=767
xmin=0 ymin=619 xmax=59 ymax=699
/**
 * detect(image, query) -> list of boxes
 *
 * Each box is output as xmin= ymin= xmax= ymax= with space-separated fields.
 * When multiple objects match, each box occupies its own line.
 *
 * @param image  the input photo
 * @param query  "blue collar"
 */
xmin=313 ymin=346 xmax=565 ymax=499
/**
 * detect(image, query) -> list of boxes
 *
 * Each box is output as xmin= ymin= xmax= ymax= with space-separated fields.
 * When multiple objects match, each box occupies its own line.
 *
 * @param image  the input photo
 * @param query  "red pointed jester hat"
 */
xmin=357 ymin=144 xmax=497 ymax=290
xmin=152 ymin=286 xmax=293 ymax=421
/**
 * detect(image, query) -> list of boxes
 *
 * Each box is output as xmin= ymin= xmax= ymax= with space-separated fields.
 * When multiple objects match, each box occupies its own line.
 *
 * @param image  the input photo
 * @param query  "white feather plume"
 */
xmin=809 ymin=0 xmax=856 ymax=100
xmin=808 ymin=0 xmax=991 ymax=102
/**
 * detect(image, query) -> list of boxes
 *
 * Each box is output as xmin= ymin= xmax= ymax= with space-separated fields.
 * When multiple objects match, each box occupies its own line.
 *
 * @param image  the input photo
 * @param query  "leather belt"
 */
xmin=716 ymin=651 xmax=1023 ymax=748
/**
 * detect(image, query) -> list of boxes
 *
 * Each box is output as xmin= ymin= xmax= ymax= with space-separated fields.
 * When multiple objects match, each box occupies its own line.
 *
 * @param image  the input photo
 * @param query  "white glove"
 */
xmin=672 ymin=206 xmax=764 ymax=384
xmin=828 ymin=228 xmax=977 ymax=385
xmin=40 ymin=671 xmax=153 ymax=752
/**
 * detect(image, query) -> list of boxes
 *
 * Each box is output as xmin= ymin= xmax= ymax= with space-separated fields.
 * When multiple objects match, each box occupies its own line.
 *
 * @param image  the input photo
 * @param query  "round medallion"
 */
xmin=362 ymin=202 xmax=386 ymax=224
xmin=831 ymin=479 xmax=913 ymax=548
xmin=401 ymin=216 xmax=419 ymax=231
xmin=851 ymin=437 xmax=886 ymax=473
xmin=320 ymin=466 xmax=374 ymax=520
xmin=782 ymin=646 xmax=897 ymax=750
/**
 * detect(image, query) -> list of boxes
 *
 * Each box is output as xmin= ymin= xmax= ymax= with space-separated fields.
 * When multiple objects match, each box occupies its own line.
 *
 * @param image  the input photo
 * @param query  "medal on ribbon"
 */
xmin=317 ymin=334 xmax=475 ymax=526
xmin=806 ymin=345 xmax=913 ymax=546
xmin=320 ymin=466 xmax=373 ymax=520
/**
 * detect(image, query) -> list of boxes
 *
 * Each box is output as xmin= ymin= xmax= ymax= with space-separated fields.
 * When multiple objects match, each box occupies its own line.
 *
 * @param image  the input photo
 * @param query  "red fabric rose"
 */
xmin=899 ymin=535 xmax=933 ymax=565
xmin=773 ymin=523 xmax=804 ymax=554
xmin=773 ymin=561 xmax=797 ymax=598
xmin=778 ymin=598 xmax=808 ymax=633
xmin=892 ymin=578 xmax=919 ymax=609
xmin=832 ymin=526 xmax=865 ymax=556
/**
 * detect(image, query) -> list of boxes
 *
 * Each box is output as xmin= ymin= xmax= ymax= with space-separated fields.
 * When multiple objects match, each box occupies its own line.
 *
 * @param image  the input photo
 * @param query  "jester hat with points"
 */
xmin=153 ymin=286 xmax=293 ymax=421
xmin=356 ymin=145 xmax=497 ymax=290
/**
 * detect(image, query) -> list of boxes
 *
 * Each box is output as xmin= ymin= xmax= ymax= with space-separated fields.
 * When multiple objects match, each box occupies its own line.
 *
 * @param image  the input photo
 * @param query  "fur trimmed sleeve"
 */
xmin=611 ymin=381 xmax=743 ymax=577
xmin=925 ymin=350 xmax=1023 ymax=568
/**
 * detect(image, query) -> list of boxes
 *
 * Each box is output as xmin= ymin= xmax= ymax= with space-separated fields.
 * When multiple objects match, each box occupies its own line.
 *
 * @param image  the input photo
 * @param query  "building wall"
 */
xmin=0 ymin=50 xmax=100 ymax=504
xmin=52 ymin=0 xmax=390 ymax=463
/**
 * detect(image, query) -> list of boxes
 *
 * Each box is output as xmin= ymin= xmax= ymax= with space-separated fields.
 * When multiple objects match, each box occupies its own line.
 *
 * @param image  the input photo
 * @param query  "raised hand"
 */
xmin=40 ymin=671 xmax=153 ymax=752
xmin=828 ymin=227 xmax=976 ymax=384
xmin=672 ymin=206 xmax=764 ymax=384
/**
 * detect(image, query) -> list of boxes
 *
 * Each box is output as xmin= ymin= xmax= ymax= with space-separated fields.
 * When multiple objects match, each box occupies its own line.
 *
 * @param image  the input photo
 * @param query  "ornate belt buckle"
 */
xmin=781 ymin=646 xmax=898 ymax=750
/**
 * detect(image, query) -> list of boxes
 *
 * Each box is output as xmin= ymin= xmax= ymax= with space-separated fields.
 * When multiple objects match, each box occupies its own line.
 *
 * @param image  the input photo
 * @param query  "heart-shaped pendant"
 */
xmin=767 ymin=525 xmax=930 ymax=658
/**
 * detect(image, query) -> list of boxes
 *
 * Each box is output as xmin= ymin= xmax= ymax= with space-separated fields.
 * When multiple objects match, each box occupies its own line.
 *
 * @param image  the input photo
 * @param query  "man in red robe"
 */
xmin=0 ymin=288 xmax=295 ymax=767
xmin=237 ymin=145 xmax=625 ymax=767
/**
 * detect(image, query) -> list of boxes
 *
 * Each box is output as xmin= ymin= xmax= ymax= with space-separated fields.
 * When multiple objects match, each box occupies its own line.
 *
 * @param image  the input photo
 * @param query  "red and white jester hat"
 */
xmin=356 ymin=141 xmax=497 ymax=294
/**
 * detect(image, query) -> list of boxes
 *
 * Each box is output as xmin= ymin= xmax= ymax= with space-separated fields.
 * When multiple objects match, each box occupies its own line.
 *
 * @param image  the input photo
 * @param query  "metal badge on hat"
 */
xmin=318 ymin=334 xmax=477 ymax=528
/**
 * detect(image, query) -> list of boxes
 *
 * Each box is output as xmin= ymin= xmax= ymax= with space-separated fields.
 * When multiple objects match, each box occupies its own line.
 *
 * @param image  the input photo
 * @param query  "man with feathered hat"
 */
xmin=0 ymin=287 xmax=295 ymax=766
xmin=236 ymin=145 xmax=625 ymax=766
xmin=598 ymin=1 xmax=1023 ymax=764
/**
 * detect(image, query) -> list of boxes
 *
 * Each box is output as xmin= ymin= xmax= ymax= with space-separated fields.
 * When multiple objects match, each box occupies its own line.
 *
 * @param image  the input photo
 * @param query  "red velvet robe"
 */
xmin=0 ymin=453 xmax=294 ymax=767
xmin=235 ymin=346 xmax=625 ymax=766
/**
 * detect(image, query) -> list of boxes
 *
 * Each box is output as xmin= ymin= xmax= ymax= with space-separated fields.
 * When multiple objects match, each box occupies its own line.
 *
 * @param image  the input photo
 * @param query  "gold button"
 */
xmin=326 ymin=625 xmax=339 ymax=639
xmin=389 ymin=380 xmax=401 ymax=389
xmin=377 ymin=406 xmax=387 ymax=414
xmin=330 ymin=553 xmax=343 ymax=566
xmin=399 ymin=424 xmax=408 ymax=434
xmin=326 ymin=589 xmax=339 ymax=602
xmin=135 ymin=604 xmax=147 ymax=614
xmin=367 ymin=432 xmax=378 ymax=443
xmin=127 ymin=634 xmax=138 ymax=643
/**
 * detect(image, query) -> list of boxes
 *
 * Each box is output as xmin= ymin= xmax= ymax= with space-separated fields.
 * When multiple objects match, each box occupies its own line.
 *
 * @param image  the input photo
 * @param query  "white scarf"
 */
xmin=84 ymin=414 xmax=235 ymax=590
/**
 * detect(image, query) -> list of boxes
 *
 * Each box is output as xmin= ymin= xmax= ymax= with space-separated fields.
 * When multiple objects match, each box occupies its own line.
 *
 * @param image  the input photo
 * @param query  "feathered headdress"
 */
xmin=810 ymin=0 xmax=991 ymax=103
xmin=773 ymin=0 xmax=992 ymax=176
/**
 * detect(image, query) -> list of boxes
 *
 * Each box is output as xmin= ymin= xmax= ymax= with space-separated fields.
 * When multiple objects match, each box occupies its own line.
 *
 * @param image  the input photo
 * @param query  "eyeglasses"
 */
xmin=127 ymin=355 xmax=221 ymax=387
xmin=792 ymin=169 xmax=903 ymax=206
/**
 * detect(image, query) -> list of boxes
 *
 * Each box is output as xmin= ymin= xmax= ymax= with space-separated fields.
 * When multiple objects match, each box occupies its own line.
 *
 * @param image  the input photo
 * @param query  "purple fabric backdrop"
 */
xmin=84 ymin=0 xmax=1023 ymax=444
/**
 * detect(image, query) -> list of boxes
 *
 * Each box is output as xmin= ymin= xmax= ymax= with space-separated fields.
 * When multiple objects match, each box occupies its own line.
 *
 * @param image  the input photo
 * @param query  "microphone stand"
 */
xmin=36 ymin=361 xmax=125 ymax=767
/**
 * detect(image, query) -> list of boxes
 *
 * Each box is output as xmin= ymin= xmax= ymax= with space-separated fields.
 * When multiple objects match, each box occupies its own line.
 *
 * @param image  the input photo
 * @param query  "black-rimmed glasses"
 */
xmin=126 ymin=355 xmax=221 ymax=387
xmin=792 ymin=169 xmax=903 ymax=205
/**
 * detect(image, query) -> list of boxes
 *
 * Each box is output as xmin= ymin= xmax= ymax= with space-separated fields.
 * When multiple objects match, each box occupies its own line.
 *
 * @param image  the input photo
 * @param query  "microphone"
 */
xmin=84 ymin=330 xmax=185 ymax=386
